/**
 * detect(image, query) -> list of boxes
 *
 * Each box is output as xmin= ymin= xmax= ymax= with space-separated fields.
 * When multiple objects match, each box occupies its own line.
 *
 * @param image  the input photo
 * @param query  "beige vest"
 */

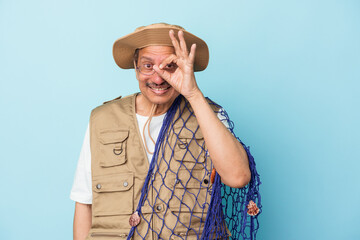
xmin=86 ymin=94 xmax=216 ymax=240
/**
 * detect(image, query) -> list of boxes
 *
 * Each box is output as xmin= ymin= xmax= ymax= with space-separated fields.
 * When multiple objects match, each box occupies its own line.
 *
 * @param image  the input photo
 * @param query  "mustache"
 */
xmin=146 ymin=82 xmax=171 ymax=88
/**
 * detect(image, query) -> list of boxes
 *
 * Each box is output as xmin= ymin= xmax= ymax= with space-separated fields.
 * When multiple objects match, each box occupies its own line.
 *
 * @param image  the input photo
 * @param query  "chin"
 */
xmin=150 ymin=94 xmax=178 ymax=105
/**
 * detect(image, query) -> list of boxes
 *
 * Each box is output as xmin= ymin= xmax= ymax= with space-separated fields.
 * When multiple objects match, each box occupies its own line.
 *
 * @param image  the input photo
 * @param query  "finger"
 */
xmin=153 ymin=64 xmax=171 ymax=82
xmin=178 ymin=30 xmax=188 ymax=54
xmin=169 ymin=30 xmax=181 ymax=56
xmin=189 ymin=43 xmax=196 ymax=64
xmin=159 ymin=54 xmax=178 ymax=69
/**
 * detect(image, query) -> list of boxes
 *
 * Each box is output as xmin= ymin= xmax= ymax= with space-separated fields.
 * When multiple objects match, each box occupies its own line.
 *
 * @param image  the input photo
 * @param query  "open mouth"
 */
xmin=146 ymin=83 xmax=171 ymax=94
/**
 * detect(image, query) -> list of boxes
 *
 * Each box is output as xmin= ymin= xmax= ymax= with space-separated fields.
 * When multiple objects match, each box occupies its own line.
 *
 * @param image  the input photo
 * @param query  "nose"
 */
xmin=152 ymin=71 xmax=166 ymax=85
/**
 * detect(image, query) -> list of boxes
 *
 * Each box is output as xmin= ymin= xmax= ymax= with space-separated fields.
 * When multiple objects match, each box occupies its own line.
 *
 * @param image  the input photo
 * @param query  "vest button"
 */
xmin=123 ymin=181 xmax=128 ymax=187
xmin=96 ymin=184 xmax=101 ymax=189
xmin=203 ymin=179 xmax=209 ymax=184
xmin=156 ymin=205 xmax=162 ymax=211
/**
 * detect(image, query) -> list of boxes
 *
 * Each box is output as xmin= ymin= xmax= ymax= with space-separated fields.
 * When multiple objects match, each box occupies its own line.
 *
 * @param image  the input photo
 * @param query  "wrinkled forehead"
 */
xmin=136 ymin=45 xmax=175 ymax=61
xmin=139 ymin=45 xmax=175 ymax=54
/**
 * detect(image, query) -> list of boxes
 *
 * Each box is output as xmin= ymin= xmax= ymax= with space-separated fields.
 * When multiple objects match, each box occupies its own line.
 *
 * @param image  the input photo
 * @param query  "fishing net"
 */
xmin=127 ymin=95 xmax=261 ymax=240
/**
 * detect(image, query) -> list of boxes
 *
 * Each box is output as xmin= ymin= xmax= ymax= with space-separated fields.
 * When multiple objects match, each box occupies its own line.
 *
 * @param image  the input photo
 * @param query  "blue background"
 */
xmin=0 ymin=0 xmax=359 ymax=239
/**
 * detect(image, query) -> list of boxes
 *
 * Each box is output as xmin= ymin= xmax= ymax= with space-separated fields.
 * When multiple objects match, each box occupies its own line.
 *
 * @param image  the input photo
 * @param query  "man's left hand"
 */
xmin=153 ymin=30 xmax=201 ymax=100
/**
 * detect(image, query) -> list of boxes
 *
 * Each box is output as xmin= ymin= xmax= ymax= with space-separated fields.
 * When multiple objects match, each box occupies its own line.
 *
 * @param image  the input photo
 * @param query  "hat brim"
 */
xmin=112 ymin=27 xmax=209 ymax=72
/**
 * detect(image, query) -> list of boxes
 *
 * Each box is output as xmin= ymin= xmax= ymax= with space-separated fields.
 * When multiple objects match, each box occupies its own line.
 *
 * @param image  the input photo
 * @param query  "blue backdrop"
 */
xmin=0 ymin=0 xmax=359 ymax=239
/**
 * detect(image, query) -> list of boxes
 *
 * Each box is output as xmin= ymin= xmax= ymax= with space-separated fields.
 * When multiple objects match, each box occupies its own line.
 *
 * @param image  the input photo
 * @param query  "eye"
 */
xmin=164 ymin=63 xmax=177 ymax=71
xmin=142 ymin=63 xmax=153 ymax=69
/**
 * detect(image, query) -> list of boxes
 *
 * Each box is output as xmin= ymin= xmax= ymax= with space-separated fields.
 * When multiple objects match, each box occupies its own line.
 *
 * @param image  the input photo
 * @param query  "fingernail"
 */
xmin=159 ymin=64 xmax=163 ymax=69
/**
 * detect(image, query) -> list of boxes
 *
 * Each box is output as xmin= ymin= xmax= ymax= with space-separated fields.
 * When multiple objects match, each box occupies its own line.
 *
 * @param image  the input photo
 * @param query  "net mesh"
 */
xmin=127 ymin=95 xmax=262 ymax=240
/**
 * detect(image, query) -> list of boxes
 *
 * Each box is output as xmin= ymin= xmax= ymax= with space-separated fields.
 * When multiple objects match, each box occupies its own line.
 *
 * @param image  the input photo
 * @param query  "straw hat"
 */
xmin=112 ymin=23 xmax=209 ymax=72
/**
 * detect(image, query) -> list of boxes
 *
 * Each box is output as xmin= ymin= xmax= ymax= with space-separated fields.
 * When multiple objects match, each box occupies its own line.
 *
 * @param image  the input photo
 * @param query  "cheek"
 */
xmin=136 ymin=74 xmax=147 ymax=87
xmin=138 ymin=81 xmax=146 ymax=92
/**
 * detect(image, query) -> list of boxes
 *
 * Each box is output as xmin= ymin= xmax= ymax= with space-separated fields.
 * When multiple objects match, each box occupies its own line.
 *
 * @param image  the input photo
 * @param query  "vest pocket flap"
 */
xmin=175 ymin=177 xmax=210 ymax=189
xmin=93 ymin=173 xmax=133 ymax=193
xmin=174 ymin=170 xmax=210 ymax=189
xmin=100 ymin=157 xmax=126 ymax=168
xmin=174 ymin=138 xmax=205 ymax=163
xmin=99 ymin=129 xmax=129 ymax=144
xmin=92 ymin=173 xmax=134 ymax=217
xmin=174 ymin=126 xmax=203 ymax=139
xmin=166 ymin=170 xmax=210 ymax=189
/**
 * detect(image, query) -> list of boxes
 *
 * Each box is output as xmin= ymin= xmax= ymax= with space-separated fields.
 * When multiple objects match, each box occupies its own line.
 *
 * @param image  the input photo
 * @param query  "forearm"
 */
xmin=73 ymin=202 xmax=92 ymax=240
xmin=187 ymin=91 xmax=251 ymax=188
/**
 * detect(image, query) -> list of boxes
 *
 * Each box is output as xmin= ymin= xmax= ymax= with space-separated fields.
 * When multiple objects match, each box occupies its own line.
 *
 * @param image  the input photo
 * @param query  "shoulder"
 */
xmin=102 ymin=95 xmax=123 ymax=105
xmin=90 ymin=93 xmax=136 ymax=119
xmin=205 ymin=97 xmax=222 ymax=112
xmin=203 ymin=97 xmax=230 ymax=128
xmin=178 ymin=96 xmax=223 ymax=117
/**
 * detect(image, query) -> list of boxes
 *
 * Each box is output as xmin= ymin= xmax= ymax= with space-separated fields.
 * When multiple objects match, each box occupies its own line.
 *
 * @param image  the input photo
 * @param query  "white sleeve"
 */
xmin=217 ymin=108 xmax=230 ymax=130
xmin=70 ymin=124 xmax=93 ymax=204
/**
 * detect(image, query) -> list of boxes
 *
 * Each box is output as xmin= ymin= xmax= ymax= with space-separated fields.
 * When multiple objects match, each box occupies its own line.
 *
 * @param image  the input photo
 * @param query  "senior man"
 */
xmin=71 ymin=23 xmax=261 ymax=240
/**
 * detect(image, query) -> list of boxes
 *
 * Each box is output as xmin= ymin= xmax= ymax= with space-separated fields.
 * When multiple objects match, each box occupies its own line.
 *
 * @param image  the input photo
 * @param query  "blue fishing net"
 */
xmin=127 ymin=95 xmax=261 ymax=240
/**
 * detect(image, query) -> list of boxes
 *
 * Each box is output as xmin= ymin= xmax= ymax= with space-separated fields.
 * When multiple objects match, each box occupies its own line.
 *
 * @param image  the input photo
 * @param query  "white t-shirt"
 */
xmin=70 ymin=111 xmax=229 ymax=204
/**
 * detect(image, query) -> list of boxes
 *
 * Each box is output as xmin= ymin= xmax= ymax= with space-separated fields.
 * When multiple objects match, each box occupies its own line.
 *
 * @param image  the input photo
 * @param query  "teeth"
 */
xmin=150 ymin=86 xmax=170 ymax=90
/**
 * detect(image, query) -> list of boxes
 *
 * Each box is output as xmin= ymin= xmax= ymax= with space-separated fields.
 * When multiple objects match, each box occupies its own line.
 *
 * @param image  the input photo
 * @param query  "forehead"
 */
xmin=138 ymin=45 xmax=175 ymax=60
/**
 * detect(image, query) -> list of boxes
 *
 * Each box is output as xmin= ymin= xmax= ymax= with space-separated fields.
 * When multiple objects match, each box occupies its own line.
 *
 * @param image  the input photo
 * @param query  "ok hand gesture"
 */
xmin=153 ymin=30 xmax=201 ymax=100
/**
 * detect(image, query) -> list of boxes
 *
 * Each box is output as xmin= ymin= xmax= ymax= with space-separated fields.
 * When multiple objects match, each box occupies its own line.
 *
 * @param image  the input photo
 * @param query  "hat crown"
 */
xmin=113 ymin=23 xmax=209 ymax=71
xmin=135 ymin=23 xmax=185 ymax=32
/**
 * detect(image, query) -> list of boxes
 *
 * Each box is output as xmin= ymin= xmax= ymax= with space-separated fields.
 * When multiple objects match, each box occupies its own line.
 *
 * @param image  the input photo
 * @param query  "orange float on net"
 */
xmin=210 ymin=168 xmax=216 ymax=184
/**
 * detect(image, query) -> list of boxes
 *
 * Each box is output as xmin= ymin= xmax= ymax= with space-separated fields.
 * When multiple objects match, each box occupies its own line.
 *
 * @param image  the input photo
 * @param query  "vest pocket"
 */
xmin=92 ymin=173 xmax=134 ymax=216
xmin=98 ymin=129 xmax=129 ymax=167
xmin=173 ymin=127 xmax=205 ymax=164
xmin=168 ymin=169 xmax=211 ymax=214
xmin=165 ymin=170 xmax=210 ymax=237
